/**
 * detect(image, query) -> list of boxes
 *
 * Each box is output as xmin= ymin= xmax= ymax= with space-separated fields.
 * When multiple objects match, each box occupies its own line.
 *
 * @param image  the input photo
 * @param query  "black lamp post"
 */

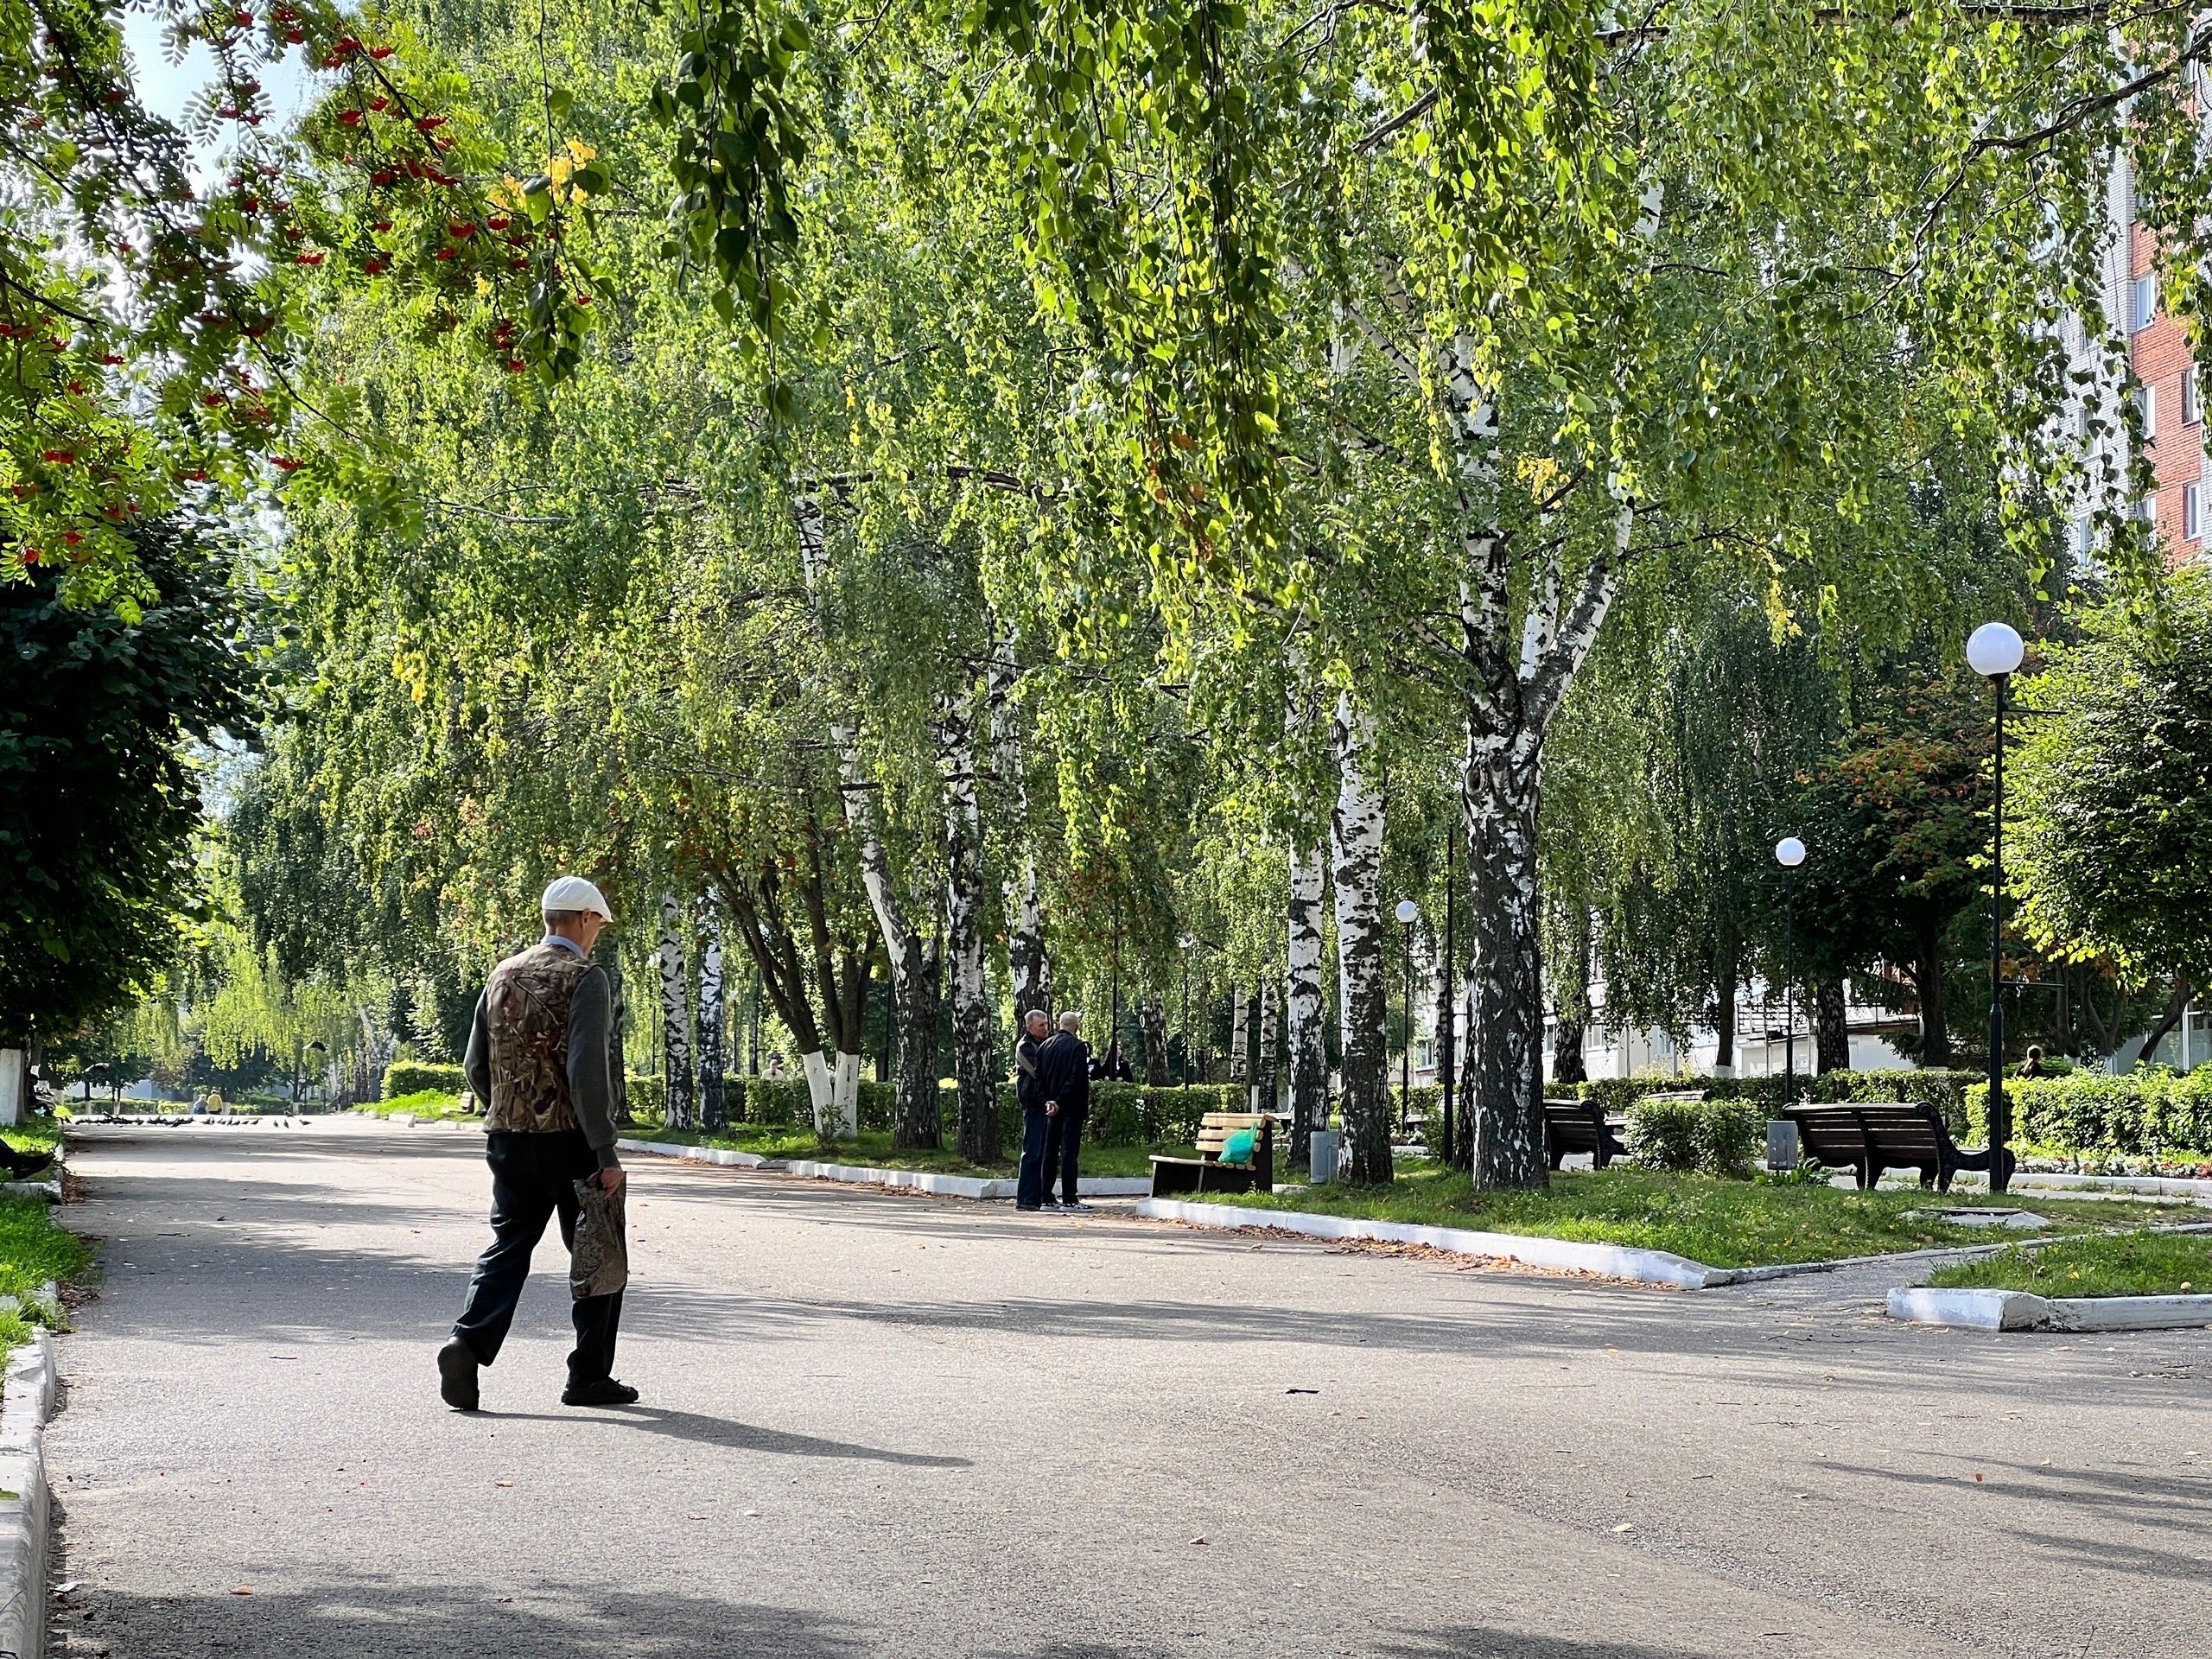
xmin=1967 ymin=620 xmax=2026 ymax=1193
xmin=1774 ymin=836 xmax=1805 ymax=1107
xmin=1178 ymin=935 xmax=1193 ymax=1095
xmin=1395 ymin=898 xmax=1420 ymax=1133
xmin=1440 ymin=830 xmax=1457 ymax=1168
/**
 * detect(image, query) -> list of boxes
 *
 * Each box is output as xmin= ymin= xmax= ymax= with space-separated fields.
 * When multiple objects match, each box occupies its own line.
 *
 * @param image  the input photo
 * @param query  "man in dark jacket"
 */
xmin=1013 ymin=1008 xmax=1053 ymax=1211
xmin=439 ymin=875 xmax=635 ymax=1413
xmin=1039 ymin=1010 xmax=1091 ymax=1212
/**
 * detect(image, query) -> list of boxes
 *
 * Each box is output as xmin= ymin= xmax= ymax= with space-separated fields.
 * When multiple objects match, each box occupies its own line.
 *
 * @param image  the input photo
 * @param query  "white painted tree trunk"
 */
xmin=1331 ymin=693 xmax=1394 ymax=1184
xmin=1285 ymin=841 xmax=1330 ymax=1156
xmin=832 ymin=1052 xmax=861 ymax=1131
xmin=938 ymin=690 xmax=1001 ymax=1163
xmin=697 ymin=900 xmax=728 ymax=1132
xmin=658 ymin=893 xmax=695 ymax=1132
xmin=800 ymin=1049 xmax=848 ymax=1137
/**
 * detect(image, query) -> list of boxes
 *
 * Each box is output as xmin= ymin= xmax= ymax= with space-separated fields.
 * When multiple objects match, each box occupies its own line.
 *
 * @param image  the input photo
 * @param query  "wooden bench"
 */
xmin=1784 ymin=1102 xmax=2016 ymax=1192
xmin=1544 ymin=1098 xmax=1630 ymax=1170
xmin=1149 ymin=1113 xmax=1275 ymax=1198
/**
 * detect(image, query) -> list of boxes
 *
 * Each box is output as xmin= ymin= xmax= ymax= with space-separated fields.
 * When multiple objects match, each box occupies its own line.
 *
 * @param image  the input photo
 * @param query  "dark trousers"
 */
xmin=1041 ymin=1106 xmax=1085 ymax=1205
xmin=1016 ymin=1106 xmax=1049 ymax=1207
xmin=452 ymin=1129 xmax=623 ymax=1384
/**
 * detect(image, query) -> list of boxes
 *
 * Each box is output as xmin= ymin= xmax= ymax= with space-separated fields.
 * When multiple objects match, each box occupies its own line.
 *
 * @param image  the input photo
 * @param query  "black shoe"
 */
xmin=562 ymin=1376 xmax=639 ymax=1407
xmin=437 ymin=1337 xmax=480 ymax=1412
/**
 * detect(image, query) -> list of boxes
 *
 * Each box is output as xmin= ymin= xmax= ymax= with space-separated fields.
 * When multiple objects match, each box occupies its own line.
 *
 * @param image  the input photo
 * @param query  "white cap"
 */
xmin=540 ymin=875 xmax=613 ymax=922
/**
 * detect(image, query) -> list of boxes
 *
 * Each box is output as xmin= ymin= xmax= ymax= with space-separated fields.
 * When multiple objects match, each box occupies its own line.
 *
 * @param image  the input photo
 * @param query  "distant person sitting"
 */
xmin=1040 ymin=1010 xmax=1092 ymax=1212
xmin=1088 ymin=1041 xmax=1135 ymax=1084
xmin=2017 ymin=1046 xmax=2047 ymax=1079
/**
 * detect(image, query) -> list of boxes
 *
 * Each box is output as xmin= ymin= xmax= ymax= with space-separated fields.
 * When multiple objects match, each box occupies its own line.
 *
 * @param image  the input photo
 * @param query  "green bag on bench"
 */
xmin=1219 ymin=1128 xmax=1256 ymax=1166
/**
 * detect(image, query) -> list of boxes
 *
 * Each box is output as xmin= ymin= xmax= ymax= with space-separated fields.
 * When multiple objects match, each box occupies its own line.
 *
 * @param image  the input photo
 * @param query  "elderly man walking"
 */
xmin=438 ymin=876 xmax=636 ymax=1412
xmin=1014 ymin=1008 xmax=1053 ymax=1211
xmin=1039 ymin=1009 xmax=1092 ymax=1213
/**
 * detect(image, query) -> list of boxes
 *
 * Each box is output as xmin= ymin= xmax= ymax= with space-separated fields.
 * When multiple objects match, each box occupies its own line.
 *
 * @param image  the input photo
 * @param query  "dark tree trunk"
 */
xmin=1912 ymin=917 xmax=1949 ymax=1067
xmin=1813 ymin=978 xmax=1849 ymax=1073
xmin=1138 ymin=998 xmax=1170 ymax=1086
xmin=2133 ymin=977 xmax=2195 ymax=1066
xmin=891 ymin=934 xmax=943 ymax=1148
xmin=1549 ymin=907 xmax=1590 ymax=1086
xmin=1712 ymin=942 xmax=1739 ymax=1076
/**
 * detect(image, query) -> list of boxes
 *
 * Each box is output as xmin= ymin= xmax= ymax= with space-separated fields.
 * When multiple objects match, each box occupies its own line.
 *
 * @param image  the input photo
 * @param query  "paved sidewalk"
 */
xmin=41 ymin=1120 xmax=2212 ymax=1657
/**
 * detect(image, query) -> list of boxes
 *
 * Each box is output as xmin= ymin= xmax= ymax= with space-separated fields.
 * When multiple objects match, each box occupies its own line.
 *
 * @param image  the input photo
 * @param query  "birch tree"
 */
xmin=657 ymin=894 xmax=695 ymax=1131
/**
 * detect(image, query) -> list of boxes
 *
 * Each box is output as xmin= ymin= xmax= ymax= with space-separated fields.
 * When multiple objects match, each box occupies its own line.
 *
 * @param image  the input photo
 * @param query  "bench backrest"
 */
xmin=1786 ymin=1103 xmax=1942 ymax=1161
xmin=1197 ymin=1112 xmax=1274 ymax=1161
xmin=1541 ymin=1098 xmax=1603 ymax=1148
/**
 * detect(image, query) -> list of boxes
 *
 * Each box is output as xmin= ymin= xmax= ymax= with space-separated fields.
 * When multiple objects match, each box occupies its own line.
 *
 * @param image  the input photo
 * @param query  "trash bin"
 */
xmin=1307 ymin=1128 xmax=1341 ymax=1185
xmin=1766 ymin=1120 xmax=1800 ymax=1173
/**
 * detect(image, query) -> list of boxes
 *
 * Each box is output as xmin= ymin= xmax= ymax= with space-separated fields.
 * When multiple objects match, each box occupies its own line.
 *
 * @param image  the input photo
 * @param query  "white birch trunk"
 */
xmin=797 ymin=488 xmax=942 ymax=1147
xmin=1255 ymin=982 xmax=1280 ymax=1114
xmin=939 ymin=690 xmax=1001 ymax=1163
xmin=988 ymin=634 xmax=1051 ymax=1018
xmin=697 ymin=900 xmax=727 ymax=1132
xmin=1285 ymin=841 xmax=1330 ymax=1157
xmin=1230 ymin=986 xmax=1249 ymax=1084
xmin=658 ymin=893 xmax=695 ymax=1132
xmin=1331 ymin=693 xmax=1394 ymax=1184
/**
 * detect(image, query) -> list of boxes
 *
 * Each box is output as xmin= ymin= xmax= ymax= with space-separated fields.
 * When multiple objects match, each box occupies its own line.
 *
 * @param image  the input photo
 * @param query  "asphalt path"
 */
xmin=36 ymin=1119 xmax=2212 ymax=1658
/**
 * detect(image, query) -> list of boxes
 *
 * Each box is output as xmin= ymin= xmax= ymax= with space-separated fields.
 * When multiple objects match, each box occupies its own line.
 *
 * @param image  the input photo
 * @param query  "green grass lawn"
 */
xmin=628 ymin=1124 xmax=1189 ymax=1181
xmin=2 ymin=1121 xmax=61 ymax=1155
xmin=358 ymin=1091 xmax=475 ymax=1122
xmin=0 ymin=1194 xmax=93 ymax=1362
xmin=1183 ymin=1160 xmax=2209 ymax=1269
xmin=1925 ymin=1230 xmax=2212 ymax=1297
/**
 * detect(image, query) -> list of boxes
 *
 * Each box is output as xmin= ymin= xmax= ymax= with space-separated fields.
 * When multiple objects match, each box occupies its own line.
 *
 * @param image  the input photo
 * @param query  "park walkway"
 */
xmin=37 ymin=1120 xmax=2212 ymax=1658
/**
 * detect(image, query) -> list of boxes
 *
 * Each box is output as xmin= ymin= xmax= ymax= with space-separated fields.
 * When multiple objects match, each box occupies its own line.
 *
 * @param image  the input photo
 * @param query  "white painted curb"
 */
xmin=1136 ymin=1198 xmax=1728 ymax=1288
xmin=616 ymin=1138 xmax=769 ymax=1170
xmin=0 ymin=1319 xmax=60 ymax=1659
xmin=615 ymin=1138 xmax=1149 ymax=1199
xmin=1889 ymin=1285 xmax=2212 ymax=1332
xmin=1949 ymin=1171 xmax=2212 ymax=1202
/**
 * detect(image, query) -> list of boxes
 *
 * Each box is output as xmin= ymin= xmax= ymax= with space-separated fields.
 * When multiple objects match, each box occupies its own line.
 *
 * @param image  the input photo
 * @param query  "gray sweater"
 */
xmin=463 ymin=941 xmax=621 ymax=1169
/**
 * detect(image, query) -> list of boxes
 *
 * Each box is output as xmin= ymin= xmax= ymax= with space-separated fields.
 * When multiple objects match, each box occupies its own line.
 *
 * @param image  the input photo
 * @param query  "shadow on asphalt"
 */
xmin=61 ymin=1126 xmax=2212 ymax=1415
xmin=470 ymin=1403 xmax=971 ymax=1466
xmin=49 ymin=1575 xmax=868 ymax=1657
xmin=1370 ymin=1630 xmax=1748 ymax=1658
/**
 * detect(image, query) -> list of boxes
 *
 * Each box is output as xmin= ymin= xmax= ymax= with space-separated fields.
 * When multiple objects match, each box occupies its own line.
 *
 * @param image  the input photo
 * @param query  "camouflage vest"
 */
xmin=483 ymin=942 xmax=595 ymax=1135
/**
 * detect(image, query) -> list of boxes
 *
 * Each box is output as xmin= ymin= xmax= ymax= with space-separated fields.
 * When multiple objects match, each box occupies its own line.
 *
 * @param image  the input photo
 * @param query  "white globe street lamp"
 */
xmin=1967 ymin=620 xmax=2026 ymax=1192
xmin=1774 ymin=838 xmax=1805 ymax=1103
xmin=1395 ymin=899 xmax=1421 ymax=1130
xmin=1966 ymin=620 xmax=2025 ymax=680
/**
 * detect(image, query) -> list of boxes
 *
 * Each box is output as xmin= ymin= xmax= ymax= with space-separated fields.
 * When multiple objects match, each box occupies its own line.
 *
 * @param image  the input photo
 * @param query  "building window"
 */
xmin=2139 ymin=382 xmax=2158 ymax=440
xmin=2187 ymin=368 xmax=2202 ymax=426
xmin=2188 ymin=485 xmax=2204 ymax=541
xmin=2135 ymin=273 xmax=2158 ymax=332
xmin=2077 ymin=518 xmax=2096 ymax=558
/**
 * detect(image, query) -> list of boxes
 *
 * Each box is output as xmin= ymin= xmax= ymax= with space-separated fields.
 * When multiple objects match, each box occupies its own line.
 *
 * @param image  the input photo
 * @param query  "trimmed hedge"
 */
xmin=1966 ymin=1067 xmax=2212 ymax=1156
xmin=1577 ymin=1070 xmax=1980 ymax=1138
xmin=1623 ymin=1096 xmax=1767 ymax=1179
xmin=383 ymin=1062 xmax=467 ymax=1101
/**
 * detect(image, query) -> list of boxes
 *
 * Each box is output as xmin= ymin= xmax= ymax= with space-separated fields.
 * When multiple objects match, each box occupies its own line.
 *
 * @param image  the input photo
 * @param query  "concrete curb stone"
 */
xmin=0 ymin=1308 xmax=60 ymax=1659
xmin=1135 ymin=1198 xmax=1729 ymax=1288
xmin=1888 ymin=1285 xmax=2212 ymax=1332
xmin=614 ymin=1137 xmax=1150 ymax=1199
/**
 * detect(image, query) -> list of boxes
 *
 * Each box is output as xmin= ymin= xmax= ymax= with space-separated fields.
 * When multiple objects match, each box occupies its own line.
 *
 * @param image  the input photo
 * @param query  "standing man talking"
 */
xmin=1039 ymin=1009 xmax=1091 ymax=1213
xmin=439 ymin=876 xmax=636 ymax=1412
xmin=1014 ymin=1008 xmax=1053 ymax=1211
